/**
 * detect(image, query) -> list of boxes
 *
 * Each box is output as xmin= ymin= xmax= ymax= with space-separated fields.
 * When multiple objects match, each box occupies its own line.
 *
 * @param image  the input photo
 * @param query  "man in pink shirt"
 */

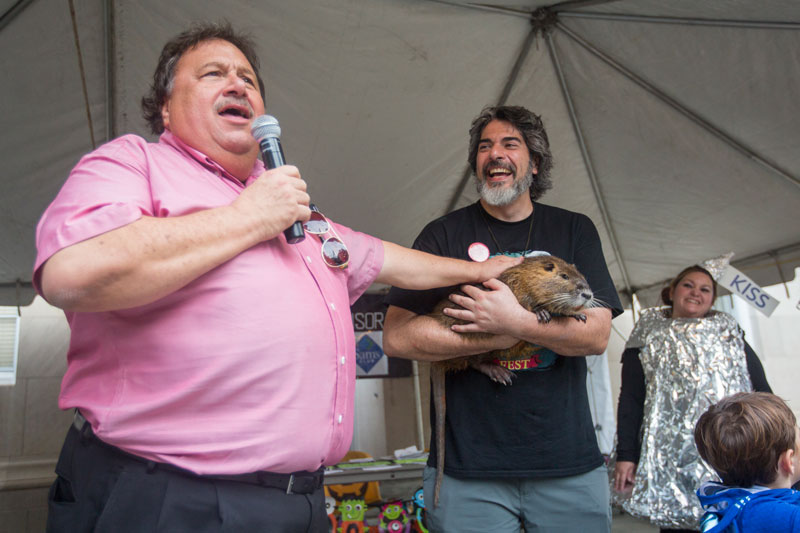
xmin=36 ymin=22 xmax=519 ymax=532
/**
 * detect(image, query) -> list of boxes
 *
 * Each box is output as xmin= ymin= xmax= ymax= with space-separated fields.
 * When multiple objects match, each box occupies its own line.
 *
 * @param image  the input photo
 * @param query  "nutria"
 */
xmin=428 ymin=255 xmax=596 ymax=507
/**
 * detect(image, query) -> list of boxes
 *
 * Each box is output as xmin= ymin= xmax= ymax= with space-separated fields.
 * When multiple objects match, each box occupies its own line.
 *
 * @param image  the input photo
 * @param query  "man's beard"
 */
xmin=476 ymin=166 xmax=534 ymax=207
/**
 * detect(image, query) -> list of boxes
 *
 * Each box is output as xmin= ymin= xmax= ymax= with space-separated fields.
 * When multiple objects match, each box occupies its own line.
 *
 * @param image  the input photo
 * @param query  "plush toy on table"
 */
xmin=325 ymin=495 xmax=338 ymax=532
xmin=410 ymin=488 xmax=428 ymax=533
xmin=337 ymin=498 xmax=368 ymax=533
xmin=378 ymin=500 xmax=410 ymax=532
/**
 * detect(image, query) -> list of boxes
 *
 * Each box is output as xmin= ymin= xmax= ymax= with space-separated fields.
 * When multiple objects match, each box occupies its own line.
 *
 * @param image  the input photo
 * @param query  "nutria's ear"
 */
xmin=544 ymin=262 xmax=555 ymax=271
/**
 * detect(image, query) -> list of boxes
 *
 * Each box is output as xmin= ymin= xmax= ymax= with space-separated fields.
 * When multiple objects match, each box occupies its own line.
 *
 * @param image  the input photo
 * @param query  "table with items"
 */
xmin=324 ymin=453 xmax=428 ymax=532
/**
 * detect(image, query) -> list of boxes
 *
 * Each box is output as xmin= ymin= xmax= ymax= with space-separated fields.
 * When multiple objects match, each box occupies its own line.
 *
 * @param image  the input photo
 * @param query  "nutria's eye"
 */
xmin=544 ymin=263 xmax=555 ymax=271
xmin=561 ymin=273 xmax=569 ymax=280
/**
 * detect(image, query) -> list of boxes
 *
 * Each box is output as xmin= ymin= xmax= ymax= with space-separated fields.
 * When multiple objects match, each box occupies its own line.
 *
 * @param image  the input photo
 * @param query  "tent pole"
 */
xmin=424 ymin=0 xmax=528 ymax=19
xmin=551 ymin=0 xmax=622 ymax=11
xmin=545 ymin=30 xmax=634 ymax=298
xmin=769 ymin=251 xmax=792 ymax=299
xmin=104 ymin=0 xmax=116 ymax=142
xmin=556 ymin=22 xmax=800 ymax=191
xmin=0 ymin=0 xmax=34 ymax=32
xmin=560 ymin=11 xmax=800 ymax=30
xmin=68 ymin=0 xmax=96 ymax=150
xmin=411 ymin=361 xmax=425 ymax=451
xmin=0 ymin=281 xmax=32 ymax=289
xmin=425 ymin=0 xmax=621 ymax=18
xmin=632 ymin=241 xmax=800 ymax=299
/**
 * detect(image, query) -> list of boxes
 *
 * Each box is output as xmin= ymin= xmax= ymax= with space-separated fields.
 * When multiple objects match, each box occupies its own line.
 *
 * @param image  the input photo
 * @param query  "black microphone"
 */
xmin=251 ymin=115 xmax=305 ymax=244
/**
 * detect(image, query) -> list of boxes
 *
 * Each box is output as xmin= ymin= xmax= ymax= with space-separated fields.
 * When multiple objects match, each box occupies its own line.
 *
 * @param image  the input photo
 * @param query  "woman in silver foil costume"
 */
xmin=612 ymin=265 xmax=772 ymax=532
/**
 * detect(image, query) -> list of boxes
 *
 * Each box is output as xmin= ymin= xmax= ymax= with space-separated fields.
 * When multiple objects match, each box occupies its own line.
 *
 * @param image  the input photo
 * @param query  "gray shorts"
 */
xmin=423 ymin=465 xmax=611 ymax=533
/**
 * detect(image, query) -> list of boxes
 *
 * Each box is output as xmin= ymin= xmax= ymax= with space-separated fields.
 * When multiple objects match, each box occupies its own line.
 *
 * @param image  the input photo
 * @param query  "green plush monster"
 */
xmin=379 ymin=500 xmax=410 ymax=532
xmin=337 ymin=498 xmax=367 ymax=533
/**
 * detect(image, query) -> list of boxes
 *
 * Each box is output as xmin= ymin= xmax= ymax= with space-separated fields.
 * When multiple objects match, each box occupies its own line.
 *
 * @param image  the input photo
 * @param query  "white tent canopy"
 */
xmin=2 ymin=0 xmax=799 ymax=307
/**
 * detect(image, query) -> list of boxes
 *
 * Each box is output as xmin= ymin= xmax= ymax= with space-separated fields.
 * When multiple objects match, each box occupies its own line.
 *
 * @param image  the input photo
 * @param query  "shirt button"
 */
xmin=337 ymin=414 xmax=343 ymax=424
xmin=329 ymin=302 xmax=336 ymax=311
xmin=306 ymin=256 xmax=312 ymax=263
xmin=340 ymin=356 xmax=346 ymax=365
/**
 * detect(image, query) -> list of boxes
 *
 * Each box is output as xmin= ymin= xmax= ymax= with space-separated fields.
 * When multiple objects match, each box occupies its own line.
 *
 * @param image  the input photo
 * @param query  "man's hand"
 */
xmin=443 ymin=278 xmax=525 ymax=336
xmin=474 ymin=255 xmax=523 ymax=282
xmin=232 ymin=165 xmax=311 ymax=242
xmin=442 ymin=278 xmax=612 ymax=356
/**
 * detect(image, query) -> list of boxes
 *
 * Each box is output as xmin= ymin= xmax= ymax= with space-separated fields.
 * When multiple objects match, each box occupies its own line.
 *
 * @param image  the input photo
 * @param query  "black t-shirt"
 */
xmin=386 ymin=201 xmax=623 ymax=478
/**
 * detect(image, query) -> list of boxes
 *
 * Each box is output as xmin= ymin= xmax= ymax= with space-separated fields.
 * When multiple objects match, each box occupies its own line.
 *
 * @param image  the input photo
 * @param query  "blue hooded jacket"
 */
xmin=696 ymin=481 xmax=800 ymax=532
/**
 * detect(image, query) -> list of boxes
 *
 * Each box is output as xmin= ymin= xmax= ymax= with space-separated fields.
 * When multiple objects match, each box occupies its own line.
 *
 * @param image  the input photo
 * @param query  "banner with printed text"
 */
xmin=351 ymin=293 xmax=412 ymax=378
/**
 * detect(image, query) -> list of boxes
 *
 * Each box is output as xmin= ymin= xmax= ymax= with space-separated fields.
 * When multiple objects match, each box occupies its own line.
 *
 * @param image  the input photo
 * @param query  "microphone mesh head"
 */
xmin=251 ymin=115 xmax=281 ymax=141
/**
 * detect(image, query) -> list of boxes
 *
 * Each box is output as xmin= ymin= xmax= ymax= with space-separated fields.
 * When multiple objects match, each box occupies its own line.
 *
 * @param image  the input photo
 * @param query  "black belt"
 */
xmin=73 ymin=411 xmax=324 ymax=495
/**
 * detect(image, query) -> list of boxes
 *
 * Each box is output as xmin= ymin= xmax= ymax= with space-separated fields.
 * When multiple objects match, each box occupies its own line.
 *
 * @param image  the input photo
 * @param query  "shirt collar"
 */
xmin=159 ymin=130 xmax=265 ymax=183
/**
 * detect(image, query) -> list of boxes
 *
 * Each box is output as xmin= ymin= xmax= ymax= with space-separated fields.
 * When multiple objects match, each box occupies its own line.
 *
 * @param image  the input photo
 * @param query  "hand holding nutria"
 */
xmin=431 ymin=254 xmax=595 ymax=372
xmin=427 ymin=254 xmax=596 ymax=507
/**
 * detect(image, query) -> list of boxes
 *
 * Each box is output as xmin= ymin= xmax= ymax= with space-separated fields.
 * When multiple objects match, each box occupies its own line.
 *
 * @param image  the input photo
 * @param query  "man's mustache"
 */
xmin=214 ymin=97 xmax=255 ymax=118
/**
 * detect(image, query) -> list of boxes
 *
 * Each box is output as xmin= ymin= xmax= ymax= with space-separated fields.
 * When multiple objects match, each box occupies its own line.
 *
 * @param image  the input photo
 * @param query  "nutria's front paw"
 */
xmin=572 ymin=313 xmax=587 ymax=323
xmin=473 ymin=362 xmax=515 ymax=386
xmin=535 ymin=309 xmax=552 ymax=323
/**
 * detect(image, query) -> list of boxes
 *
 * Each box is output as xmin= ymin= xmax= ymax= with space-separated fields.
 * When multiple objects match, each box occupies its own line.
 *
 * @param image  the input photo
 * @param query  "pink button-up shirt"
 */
xmin=34 ymin=132 xmax=383 ymax=475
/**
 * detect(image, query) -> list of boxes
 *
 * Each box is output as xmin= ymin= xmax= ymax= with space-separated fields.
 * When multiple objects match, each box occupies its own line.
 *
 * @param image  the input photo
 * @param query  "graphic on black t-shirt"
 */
xmin=492 ymin=347 xmax=558 ymax=371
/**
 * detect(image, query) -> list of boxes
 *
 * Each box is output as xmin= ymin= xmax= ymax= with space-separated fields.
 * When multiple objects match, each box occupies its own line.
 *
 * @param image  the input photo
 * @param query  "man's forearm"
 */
xmin=40 ymin=206 xmax=267 ymax=312
xmin=376 ymin=241 xmax=520 ymax=290
xmin=40 ymin=165 xmax=312 ymax=312
xmin=510 ymin=307 xmax=612 ymax=356
xmin=382 ymin=306 xmax=517 ymax=362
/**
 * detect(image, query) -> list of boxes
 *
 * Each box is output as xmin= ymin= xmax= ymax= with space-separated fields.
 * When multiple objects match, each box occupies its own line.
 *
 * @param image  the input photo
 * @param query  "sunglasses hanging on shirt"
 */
xmin=303 ymin=205 xmax=350 ymax=269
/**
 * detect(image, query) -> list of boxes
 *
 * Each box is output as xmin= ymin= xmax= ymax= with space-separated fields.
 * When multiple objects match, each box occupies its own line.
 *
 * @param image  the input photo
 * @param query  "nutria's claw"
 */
xmin=573 ymin=313 xmax=587 ymax=323
xmin=536 ymin=309 xmax=552 ymax=323
xmin=473 ymin=362 xmax=515 ymax=385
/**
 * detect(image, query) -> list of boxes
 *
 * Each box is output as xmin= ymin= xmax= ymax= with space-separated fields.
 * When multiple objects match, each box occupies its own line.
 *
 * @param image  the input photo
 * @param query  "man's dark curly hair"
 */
xmin=467 ymin=105 xmax=554 ymax=201
xmin=141 ymin=21 xmax=265 ymax=135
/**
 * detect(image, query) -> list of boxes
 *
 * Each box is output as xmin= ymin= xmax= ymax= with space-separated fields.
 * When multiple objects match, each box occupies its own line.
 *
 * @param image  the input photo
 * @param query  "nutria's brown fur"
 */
xmin=428 ymin=255 xmax=595 ymax=507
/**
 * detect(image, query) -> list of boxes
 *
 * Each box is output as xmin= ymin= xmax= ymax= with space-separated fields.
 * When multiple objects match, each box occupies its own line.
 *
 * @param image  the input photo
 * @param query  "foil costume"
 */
xmin=619 ymin=307 xmax=753 ymax=529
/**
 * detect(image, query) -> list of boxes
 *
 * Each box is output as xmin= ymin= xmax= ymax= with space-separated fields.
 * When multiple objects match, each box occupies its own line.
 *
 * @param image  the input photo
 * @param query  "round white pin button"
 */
xmin=468 ymin=242 xmax=490 ymax=262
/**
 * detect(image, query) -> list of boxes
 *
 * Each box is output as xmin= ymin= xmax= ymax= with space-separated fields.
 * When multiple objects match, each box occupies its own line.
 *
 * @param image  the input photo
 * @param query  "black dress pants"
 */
xmin=46 ymin=424 xmax=328 ymax=532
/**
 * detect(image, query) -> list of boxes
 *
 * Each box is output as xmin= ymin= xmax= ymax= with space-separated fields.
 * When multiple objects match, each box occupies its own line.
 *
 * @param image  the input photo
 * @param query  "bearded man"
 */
xmin=383 ymin=105 xmax=623 ymax=532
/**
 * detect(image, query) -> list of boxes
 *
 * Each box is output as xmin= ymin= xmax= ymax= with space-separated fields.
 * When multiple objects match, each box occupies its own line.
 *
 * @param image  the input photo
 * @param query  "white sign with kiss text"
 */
xmin=719 ymin=266 xmax=780 ymax=317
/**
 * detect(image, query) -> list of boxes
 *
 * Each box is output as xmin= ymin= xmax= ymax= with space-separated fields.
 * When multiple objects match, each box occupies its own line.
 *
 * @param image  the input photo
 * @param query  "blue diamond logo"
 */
xmin=356 ymin=335 xmax=384 ymax=373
